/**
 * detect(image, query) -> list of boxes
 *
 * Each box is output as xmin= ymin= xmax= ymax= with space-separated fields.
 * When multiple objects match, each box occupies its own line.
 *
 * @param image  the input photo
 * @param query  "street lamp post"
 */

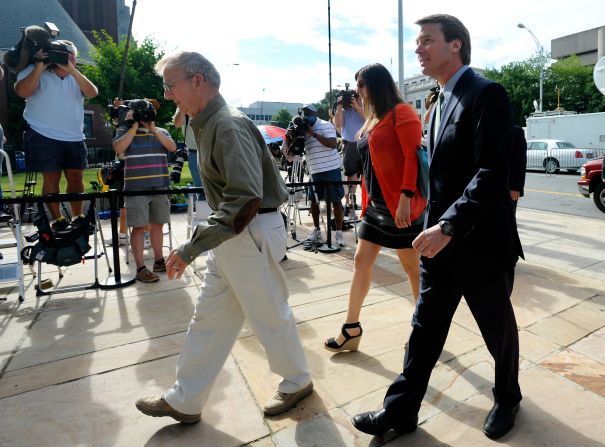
xmin=518 ymin=23 xmax=544 ymax=112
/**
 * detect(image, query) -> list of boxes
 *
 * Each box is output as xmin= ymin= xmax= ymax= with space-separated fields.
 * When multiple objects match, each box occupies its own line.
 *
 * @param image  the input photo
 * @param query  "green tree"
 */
xmin=272 ymin=108 xmax=292 ymax=128
xmin=547 ymin=55 xmax=605 ymax=113
xmin=314 ymin=89 xmax=341 ymax=121
xmin=80 ymin=31 xmax=175 ymax=129
xmin=484 ymin=56 xmax=543 ymax=126
xmin=485 ymin=53 xmax=605 ymax=126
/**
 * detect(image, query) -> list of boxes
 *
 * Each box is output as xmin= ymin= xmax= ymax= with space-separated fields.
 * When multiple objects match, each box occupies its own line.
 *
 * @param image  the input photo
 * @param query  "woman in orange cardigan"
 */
xmin=325 ymin=63 xmax=424 ymax=352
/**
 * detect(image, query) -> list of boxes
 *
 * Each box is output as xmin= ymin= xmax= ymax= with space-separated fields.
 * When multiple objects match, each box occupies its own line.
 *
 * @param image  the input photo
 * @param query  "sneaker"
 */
xmin=335 ymin=230 xmax=345 ymax=247
xmin=71 ymin=214 xmax=86 ymax=227
xmin=263 ymin=382 xmax=314 ymax=416
xmin=0 ymin=211 xmax=12 ymax=223
xmin=153 ymin=258 xmax=166 ymax=272
xmin=51 ymin=217 xmax=72 ymax=233
xmin=118 ymin=233 xmax=127 ymax=246
xmin=143 ymin=232 xmax=151 ymax=249
xmin=136 ymin=267 xmax=159 ymax=283
xmin=305 ymin=228 xmax=322 ymax=242
xmin=135 ymin=396 xmax=201 ymax=424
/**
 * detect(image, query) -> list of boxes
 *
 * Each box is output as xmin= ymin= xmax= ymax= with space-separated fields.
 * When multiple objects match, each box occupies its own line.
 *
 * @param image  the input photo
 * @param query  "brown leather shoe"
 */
xmin=135 ymin=396 xmax=201 ymax=424
xmin=263 ymin=382 xmax=313 ymax=416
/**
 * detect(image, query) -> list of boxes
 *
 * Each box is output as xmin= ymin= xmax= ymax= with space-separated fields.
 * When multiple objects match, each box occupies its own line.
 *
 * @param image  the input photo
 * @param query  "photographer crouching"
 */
xmin=112 ymin=99 xmax=176 ymax=283
xmin=15 ymin=40 xmax=98 ymax=232
xmin=285 ymin=105 xmax=345 ymax=246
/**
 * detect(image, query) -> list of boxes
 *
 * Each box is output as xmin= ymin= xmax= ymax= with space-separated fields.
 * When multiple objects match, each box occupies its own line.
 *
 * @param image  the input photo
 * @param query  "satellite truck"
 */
xmin=525 ymin=111 xmax=605 ymax=151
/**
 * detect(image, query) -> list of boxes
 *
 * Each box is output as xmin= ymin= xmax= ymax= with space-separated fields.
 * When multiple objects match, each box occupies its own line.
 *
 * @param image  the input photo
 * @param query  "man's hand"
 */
xmin=166 ymin=249 xmax=189 ymax=279
xmin=510 ymin=190 xmax=520 ymax=201
xmin=412 ymin=224 xmax=452 ymax=258
xmin=140 ymin=120 xmax=157 ymax=132
xmin=33 ymin=49 xmax=51 ymax=69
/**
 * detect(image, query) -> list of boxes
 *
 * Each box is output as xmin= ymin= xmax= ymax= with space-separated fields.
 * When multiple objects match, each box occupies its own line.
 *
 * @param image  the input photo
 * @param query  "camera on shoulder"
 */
xmin=109 ymin=99 xmax=157 ymax=128
xmin=285 ymin=115 xmax=308 ymax=156
xmin=3 ymin=22 xmax=70 ymax=73
xmin=335 ymin=82 xmax=359 ymax=110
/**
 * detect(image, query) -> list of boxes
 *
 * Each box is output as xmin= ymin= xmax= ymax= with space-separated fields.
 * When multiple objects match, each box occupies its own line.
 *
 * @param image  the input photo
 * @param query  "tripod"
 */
xmin=284 ymin=155 xmax=306 ymax=248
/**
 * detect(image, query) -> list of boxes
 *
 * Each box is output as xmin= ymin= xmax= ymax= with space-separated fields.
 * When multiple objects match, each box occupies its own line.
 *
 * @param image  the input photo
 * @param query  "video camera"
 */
xmin=170 ymin=147 xmax=188 ymax=183
xmin=335 ymin=83 xmax=359 ymax=109
xmin=285 ymin=115 xmax=309 ymax=156
xmin=3 ymin=23 xmax=70 ymax=73
xmin=109 ymin=99 xmax=157 ymax=128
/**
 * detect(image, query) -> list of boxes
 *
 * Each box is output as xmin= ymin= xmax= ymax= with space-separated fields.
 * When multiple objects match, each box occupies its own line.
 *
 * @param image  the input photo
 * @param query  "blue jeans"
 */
xmin=187 ymin=149 xmax=205 ymax=201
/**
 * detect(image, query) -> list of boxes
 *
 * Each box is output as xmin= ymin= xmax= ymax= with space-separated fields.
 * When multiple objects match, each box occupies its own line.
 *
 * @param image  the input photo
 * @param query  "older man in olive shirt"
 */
xmin=135 ymin=52 xmax=312 ymax=424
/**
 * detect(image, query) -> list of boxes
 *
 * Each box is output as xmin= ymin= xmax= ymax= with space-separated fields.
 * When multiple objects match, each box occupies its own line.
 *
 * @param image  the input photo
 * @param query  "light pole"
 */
xmin=518 ymin=23 xmax=544 ymax=112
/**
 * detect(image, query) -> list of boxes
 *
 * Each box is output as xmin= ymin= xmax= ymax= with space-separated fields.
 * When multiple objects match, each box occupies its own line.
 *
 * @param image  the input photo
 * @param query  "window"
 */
xmin=556 ymin=141 xmax=575 ymax=149
xmin=83 ymin=112 xmax=93 ymax=139
xmin=415 ymin=99 xmax=422 ymax=109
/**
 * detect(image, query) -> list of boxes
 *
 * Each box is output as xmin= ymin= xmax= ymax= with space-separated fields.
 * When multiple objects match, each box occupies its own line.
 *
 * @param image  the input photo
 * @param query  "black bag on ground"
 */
xmin=21 ymin=200 xmax=95 ymax=267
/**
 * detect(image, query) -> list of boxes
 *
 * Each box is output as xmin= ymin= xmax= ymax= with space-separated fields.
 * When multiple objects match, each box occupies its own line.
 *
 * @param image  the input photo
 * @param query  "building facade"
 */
xmin=551 ymin=26 xmax=605 ymax=66
xmin=238 ymin=101 xmax=303 ymax=125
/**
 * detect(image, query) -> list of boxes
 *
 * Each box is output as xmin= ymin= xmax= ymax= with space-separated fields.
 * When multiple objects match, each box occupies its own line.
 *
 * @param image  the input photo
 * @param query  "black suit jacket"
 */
xmin=510 ymin=125 xmax=527 ymax=196
xmin=427 ymin=68 xmax=523 ymax=268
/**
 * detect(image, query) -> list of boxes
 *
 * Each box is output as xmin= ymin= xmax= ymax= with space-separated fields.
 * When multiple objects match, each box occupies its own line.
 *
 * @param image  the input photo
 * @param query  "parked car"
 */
xmin=578 ymin=157 xmax=605 ymax=213
xmin=526 ymin=139 xmax=597 ymax=174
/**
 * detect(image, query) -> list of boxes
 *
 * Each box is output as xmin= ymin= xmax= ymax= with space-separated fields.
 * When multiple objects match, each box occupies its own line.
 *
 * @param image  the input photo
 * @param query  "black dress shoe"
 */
xmin=351 ymin=409 xmax=417 ymax=436
xmin=483 ymin=400 xmax=520 ymax=439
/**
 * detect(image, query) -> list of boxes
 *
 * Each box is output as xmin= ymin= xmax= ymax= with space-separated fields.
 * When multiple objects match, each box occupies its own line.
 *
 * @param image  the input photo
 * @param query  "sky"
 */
xmin=125 ymin=0 xmax=605 ymax=108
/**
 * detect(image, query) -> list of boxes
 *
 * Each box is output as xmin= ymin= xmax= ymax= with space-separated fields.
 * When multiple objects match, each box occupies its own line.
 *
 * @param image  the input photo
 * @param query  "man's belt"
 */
xmin=258 ymin=208 xmax=278 ymax=214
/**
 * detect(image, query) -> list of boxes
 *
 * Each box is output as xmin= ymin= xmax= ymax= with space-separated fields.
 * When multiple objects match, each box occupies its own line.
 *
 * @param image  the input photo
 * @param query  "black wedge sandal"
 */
xmin=324 ymin=322 xmax=363 ymax=352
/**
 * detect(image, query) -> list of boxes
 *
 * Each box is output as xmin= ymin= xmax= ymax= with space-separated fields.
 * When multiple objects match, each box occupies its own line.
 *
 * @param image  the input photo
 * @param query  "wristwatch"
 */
xmin=438 ymin=219 xmax=454 ymax=236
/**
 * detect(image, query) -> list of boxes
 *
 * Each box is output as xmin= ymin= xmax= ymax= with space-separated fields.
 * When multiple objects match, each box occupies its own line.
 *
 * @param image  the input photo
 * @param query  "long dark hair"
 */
xmin=355 ymin=63 xmax=402 ymax=135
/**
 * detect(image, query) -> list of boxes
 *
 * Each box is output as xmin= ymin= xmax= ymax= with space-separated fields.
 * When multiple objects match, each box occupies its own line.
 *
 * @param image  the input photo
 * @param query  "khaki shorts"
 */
xmin=124 ymin=190 xmax=171 ymax=228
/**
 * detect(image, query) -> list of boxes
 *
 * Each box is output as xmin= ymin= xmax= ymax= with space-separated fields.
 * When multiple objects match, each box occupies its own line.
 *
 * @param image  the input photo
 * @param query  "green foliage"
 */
xmin=314 ymin=89 xmax=341 ymax=121
xmin=272 ymin=108 xmax=292 ymax=128
xmin=80 ymin=31 xmax=176 ymax=130
xmin=548 ymin=55 xmax=605 ymax=113
xmin=484 ymin=53 xmax=605 ymax=126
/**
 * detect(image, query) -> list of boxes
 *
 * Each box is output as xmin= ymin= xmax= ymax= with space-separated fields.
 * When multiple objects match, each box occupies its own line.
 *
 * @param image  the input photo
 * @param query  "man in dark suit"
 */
xmin=352 ymin=14 xmax=524 ymax=440
xmin=510 ymin=125 xmax=528 ymax=213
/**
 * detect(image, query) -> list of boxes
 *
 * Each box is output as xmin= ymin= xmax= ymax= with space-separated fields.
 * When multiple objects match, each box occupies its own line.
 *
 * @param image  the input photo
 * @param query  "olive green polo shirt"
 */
xmin=176 ymin=94 xmax=288 ymax=263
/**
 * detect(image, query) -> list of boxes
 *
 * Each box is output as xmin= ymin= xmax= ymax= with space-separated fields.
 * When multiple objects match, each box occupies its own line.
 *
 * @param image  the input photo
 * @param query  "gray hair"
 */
xmin=56 ymin=40 xmax=77 ymax=57
xmin=155 ymin=51 xmax=221 ymax=88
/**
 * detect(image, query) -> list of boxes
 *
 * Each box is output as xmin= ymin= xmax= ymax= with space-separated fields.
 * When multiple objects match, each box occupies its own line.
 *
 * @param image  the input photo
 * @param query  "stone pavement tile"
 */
xmin=570 ymin=325 xmax=605 ymax=365
xmin=231 ymin=337 xmax=336 ymax=434
xmin=540 ymin=349 xmax=605 ymax=398
xmin=527 ymin=295 xmax=605 ymax=347
xmin=0 ymin=333 xmax=184 ymax=398
xmin=249 ymin=436 xmax=276 ymax=446
xmin=518 ymin=329 xmax=561 ymax=364
xmin=5 ymin=286 xmax=196 ymax=371
xmin=0 ymin=355 xmax=268 ymax=447
xmin=272 ymin=408 xmax=364 ymax=447
xmin=376 ymin=365 xmax=605 ymax=446
xmin=509 ymin=268 xmax=596 ymax=328
xmin=0 ymin=311 xmax=36 ymax=371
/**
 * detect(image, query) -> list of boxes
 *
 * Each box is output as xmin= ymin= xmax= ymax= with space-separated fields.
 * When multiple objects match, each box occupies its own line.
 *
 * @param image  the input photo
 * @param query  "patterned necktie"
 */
xmin=433 ymin=90 xmax=445 ymax=145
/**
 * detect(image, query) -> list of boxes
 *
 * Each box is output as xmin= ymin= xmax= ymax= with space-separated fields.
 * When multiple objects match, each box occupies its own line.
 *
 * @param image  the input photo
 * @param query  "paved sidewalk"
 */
xmin=0 ymin=207 xmax=604 ymax=446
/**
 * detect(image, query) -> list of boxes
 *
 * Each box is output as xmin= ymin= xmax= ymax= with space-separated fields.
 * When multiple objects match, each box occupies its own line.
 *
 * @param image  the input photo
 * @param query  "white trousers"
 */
xmin=164 ymin=211 xmax=311 ymax=414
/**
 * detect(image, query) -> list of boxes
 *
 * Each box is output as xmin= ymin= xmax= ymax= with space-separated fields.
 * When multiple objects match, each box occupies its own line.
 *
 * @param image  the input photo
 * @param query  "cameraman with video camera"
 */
xmin=286 ymin=104 xmax=345 ymax=246
xmin=15 ymin=40 xmax=98 ymax=232
xmin=333 ymin=85 xmax=364 ymax=216
xmin=112 ymin=100 xmax=176 ymax=283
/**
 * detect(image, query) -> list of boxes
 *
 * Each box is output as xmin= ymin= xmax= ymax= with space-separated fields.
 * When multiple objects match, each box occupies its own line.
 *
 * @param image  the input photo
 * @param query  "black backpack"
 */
xmin=21 ymin=201 xmax=95 ymax=267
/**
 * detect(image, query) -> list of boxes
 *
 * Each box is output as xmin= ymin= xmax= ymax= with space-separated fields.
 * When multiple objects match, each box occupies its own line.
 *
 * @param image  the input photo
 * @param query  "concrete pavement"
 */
xmin=0 ymin=206 xmax=604 ymax=446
